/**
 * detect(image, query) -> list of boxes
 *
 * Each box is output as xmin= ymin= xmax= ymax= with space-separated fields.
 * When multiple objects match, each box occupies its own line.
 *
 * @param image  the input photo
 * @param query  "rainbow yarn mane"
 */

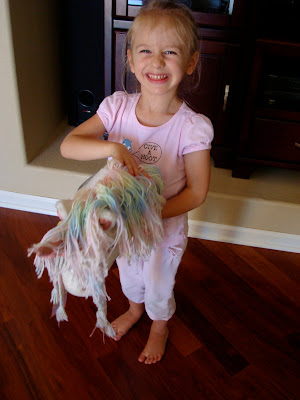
xmin=28 ymin=160 xmax=165 ymax=338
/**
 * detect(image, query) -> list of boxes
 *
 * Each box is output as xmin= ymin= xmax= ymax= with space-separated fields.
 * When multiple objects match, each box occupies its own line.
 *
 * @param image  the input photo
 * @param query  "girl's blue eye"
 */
xmin=165 ymin=51 xmax=177 ymax=55
xmin=140 ymin=50 xmax=151 ymax=53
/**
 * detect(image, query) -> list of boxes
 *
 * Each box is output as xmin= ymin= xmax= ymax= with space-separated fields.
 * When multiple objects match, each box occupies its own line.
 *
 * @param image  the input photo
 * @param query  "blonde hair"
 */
xmin=122 ymin=0 xmax=201 ymax=93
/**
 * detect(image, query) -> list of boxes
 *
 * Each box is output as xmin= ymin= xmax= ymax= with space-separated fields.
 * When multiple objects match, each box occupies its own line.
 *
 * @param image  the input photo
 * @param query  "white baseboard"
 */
xmin=0 ymin=190 xmax=58 ymax=216
xmin=188 ymin=220 xmax=300 ymax=254
xmin=1 ymin=190 xmax=299 ymax=253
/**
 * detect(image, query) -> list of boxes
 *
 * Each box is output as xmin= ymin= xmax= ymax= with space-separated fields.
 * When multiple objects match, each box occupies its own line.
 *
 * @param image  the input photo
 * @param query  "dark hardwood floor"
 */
xmin=1 ymin=207 xmax=299 ymax=400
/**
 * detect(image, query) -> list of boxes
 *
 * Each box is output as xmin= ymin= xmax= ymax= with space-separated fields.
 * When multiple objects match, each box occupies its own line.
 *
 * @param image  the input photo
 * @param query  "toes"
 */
xmin=138 ymin=353 xmax=147 ymax=363
xmin=112 ymin=330 xmax=124 ymax=341
xmin=139 ymin=353 xmax=162 ymax=364
xmin=145 ymin=356 xmax=154 ymax=365
xmin=111 ymin=326 xmax=124 ymax=340
xmin=145 ymin=355 xmax=157 ymax=364
xmin=111 ymin=321 xmax=125 ymax=341
xmin=155 ymin=355 xmax=162 ymax=363
xmin=115 ymin=333 xmax=124 ymax=341
xmin=148 ymin=355 xmax=160 ymax=364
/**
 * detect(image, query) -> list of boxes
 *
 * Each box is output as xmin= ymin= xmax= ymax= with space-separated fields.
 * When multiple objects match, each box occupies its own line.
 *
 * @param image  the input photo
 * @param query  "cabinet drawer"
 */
xmin=248 ymin=118 xmax=300 ymax=163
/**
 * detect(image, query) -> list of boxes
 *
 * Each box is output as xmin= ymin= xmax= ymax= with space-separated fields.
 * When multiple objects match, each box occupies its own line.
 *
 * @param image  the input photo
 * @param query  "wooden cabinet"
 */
xmin=181 ymin=40 xmax=241 ymax=168
xmin=105 ymin=0 xmax=249 ymax=169
xmin=232 ymin=39 xmax=300 ymax=178
xmin=248 ymin=118 xmax=300 ymax=163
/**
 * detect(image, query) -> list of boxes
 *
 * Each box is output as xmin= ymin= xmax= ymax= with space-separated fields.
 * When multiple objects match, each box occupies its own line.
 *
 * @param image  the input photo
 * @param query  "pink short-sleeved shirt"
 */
xmin=97 ymin=91 xmax=214 ymax=200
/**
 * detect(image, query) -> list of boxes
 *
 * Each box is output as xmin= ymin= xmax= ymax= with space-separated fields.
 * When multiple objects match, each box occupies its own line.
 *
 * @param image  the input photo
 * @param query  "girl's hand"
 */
xmin=111 ymin=143 xmax=148 ymax=177
xmin=60 ymin=113 xmax=150 ymax=178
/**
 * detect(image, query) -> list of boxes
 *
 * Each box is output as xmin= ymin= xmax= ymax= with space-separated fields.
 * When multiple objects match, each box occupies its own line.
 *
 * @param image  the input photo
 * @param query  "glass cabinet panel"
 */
xmin=127 ymin=0 xmax=234 ymax=15
xmin=128 ymin=1 xmax=143 ymax=5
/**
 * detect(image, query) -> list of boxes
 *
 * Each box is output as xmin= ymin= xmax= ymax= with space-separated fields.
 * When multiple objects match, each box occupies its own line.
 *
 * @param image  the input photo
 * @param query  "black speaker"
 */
xmin=64 ymin=0 xmax=104 ymax=126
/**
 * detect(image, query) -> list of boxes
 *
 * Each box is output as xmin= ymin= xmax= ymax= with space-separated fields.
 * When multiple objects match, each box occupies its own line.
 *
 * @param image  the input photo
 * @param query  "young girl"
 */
xmin=60 ymin=0 xmax=213 ymax=364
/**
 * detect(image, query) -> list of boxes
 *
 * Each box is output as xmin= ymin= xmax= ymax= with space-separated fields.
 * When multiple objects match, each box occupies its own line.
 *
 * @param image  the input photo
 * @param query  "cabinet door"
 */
xmin=248 ymin=118 xmax=300 ymax=163
xmin=183 ymin=40 xmax=239 ymax=134
xmin=181 ymin=40 xmax=240 ymax=167
xmin=114 ymin=30 xmax=138 ymax=93
xmin=233 ymin=39 xmax=300 ymax=178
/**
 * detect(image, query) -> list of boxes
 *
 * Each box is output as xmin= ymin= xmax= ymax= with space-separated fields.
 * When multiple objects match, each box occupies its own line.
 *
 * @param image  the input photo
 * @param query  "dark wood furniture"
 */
xmin=232 ymin=39 xmax=300 ymax=178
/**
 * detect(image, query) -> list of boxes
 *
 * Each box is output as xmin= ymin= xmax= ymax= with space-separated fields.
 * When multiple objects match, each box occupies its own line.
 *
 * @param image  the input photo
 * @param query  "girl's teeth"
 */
xmin=148 ymin=74 xmax=167 ymax=80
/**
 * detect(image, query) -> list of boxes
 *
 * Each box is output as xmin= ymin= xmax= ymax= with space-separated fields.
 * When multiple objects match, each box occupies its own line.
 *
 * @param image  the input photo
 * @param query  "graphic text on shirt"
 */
xmin=122 ymin=138 xmax=162 ymax=164
xmin=133 ymin=142 xmax=162 ymax=164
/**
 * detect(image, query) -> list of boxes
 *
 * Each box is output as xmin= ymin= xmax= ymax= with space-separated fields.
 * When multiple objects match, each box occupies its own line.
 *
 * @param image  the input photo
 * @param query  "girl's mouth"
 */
xmin=146 ymin=73 xmax=169 ymax=83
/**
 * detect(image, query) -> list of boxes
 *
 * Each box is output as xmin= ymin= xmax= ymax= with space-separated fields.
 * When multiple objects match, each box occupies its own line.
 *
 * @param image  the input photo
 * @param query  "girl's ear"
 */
xmin=186 ymin=51 xmax=199 ymax=75
xmin=127 ymin=49 xmax=135 ymax=73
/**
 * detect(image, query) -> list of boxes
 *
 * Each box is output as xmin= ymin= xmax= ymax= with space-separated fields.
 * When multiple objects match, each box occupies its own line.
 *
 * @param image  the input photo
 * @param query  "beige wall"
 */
xmin=9 ymin=0 xmax=64 ymax=163
xmin=1 ymin=0 xmax=299 ymax=237
xmin=0 ymin=0 xmax=85 ymax=198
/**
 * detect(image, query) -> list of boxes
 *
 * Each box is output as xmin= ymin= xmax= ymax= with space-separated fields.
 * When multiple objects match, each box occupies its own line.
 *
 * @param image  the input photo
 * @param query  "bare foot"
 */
xmin=111 ymin=301 xmax=144 ymax=341
xmin=138 ymin=320 xmax=169 ymax=364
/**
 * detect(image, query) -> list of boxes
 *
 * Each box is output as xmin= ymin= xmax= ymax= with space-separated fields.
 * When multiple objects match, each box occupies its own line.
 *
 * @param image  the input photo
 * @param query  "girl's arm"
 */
xmin=161 ymin=149 xmax=211 ymax=219
xmin=60 ymin=114 xmax=141 ymax=176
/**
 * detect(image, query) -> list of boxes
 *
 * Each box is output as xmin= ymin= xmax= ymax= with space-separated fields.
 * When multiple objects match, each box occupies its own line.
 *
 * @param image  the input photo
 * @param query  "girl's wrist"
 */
xmin=109 ymin=142 xmax=121 ymax=159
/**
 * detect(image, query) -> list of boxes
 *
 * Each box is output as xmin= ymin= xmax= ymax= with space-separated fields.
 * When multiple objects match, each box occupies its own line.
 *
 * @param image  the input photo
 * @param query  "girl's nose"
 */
xmin=152 ymin=54 xmax=165 ymax=69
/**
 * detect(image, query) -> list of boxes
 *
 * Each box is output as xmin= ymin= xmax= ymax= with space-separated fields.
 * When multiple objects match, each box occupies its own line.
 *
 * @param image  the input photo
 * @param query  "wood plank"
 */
xmin=256 ymin=246 xmax=300 ymax=284
xmin=201 ymin=239 xmax=299 ymax=325
xmin=168 ymin=314 xmax=203 ymax=357
xmin=226 ymin=243 xmax=300 ymax=304
xmin=234 ymin=365 xmax=297 ymax=400
xmin=1 ymin=208 xmax=299 ymax=400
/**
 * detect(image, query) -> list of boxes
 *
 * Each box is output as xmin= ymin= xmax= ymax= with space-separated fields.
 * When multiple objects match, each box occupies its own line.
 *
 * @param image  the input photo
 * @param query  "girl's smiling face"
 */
xmin=127 ymin=18 xmax=199 ymax=98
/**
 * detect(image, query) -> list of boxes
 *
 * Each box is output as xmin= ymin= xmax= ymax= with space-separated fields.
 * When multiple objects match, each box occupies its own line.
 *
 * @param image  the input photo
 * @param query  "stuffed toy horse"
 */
xmin=28 ymin=160 xmax=165 ymax=338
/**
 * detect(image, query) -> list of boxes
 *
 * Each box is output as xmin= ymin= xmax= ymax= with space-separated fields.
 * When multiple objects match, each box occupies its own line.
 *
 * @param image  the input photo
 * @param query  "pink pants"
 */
xmin=116 ymin=214 xmax=188 ymax=321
